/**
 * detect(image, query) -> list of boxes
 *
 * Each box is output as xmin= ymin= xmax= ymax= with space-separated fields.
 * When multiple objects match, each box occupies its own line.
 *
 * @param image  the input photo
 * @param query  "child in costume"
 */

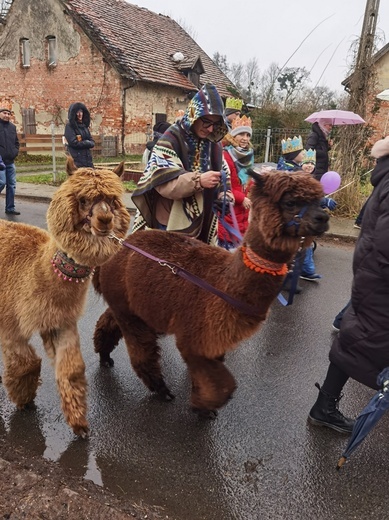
xmin=277 ymin=135 xmax=306 ymax=172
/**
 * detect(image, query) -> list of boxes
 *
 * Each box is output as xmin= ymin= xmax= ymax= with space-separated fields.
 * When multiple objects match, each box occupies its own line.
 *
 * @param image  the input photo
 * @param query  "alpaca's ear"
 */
xmin=113 ymin=161 xmax=125 ymax=178
xmin=66 ymin=156 xmax=77 ymax=176
xmin=247 ymin=168 xmax=266 ymax=189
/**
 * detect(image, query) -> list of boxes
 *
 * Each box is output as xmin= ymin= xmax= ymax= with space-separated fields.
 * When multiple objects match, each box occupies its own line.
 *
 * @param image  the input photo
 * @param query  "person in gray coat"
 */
xmin=308 ymin=135 xmax=389 ymax=434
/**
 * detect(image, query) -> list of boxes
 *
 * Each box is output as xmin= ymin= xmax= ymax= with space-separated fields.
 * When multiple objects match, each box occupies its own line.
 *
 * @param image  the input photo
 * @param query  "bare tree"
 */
xmin=277 ymin=67 xmax=310 ymax=108
xmin=212 ymin=52 xmax=229 ymax=75
xmin=227 ymin=62 xmax=245 ymax=93
xmin=243 ymin=58 xmax=260 ymax=104
xmin=175 ymin=17 xmax=197 ymax=41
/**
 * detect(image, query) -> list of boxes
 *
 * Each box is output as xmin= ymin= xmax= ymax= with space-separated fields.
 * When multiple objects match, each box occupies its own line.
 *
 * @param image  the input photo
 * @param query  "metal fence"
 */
xmin=251 ymin=127 xmax=312 ymax=164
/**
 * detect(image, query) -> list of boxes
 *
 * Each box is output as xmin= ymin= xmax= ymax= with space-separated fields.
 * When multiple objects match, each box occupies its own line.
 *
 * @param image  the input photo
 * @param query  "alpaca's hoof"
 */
xmin=17 ymin=400 xmax=37 ymax=411
xmin=23 ymin=401 xmax=37 ymax=411
xmin=99 ymin=354 xmax=114 ymax=367
xmin=154 ymin=387 xmax=175 ymax=401
xmin=192 ymin=407 xmax=218 ymax=420
xmin=73 ymin=425 xmax=89 ymax=439
xmin=160 ymin=389 xmax=175 ymax=401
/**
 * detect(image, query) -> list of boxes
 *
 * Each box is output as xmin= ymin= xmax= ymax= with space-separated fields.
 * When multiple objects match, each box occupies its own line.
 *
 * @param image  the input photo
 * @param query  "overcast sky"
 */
xmin=130 ymin=0 xmax=388 ymax=93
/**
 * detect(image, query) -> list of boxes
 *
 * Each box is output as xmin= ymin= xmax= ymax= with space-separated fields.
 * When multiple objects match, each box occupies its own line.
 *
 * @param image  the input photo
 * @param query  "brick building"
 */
xmin=0 ymin=0 xmax=236 ymax=153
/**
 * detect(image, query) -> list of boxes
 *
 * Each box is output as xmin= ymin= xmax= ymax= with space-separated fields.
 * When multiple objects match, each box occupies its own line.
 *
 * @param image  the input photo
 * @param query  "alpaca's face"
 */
xmin=77 ymin=195 xmax=123 ymax=237
xmin=47 ymin=166 xmax=130 ymax=266
xmin=247 ymin=170 xmax=329 ymax=254
xmin=278 ymin=193 xmax=329 ymax=237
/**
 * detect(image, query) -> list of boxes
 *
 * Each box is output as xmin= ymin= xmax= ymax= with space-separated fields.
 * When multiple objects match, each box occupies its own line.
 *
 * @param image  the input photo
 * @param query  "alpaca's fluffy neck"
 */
xmin=244 ymin=225 xmax=305 ymax=265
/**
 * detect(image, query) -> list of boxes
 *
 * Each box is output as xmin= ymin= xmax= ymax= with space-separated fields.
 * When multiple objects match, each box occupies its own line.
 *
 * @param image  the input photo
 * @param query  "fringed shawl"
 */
xmin=132 ymin=83 xmax=229 ymax=244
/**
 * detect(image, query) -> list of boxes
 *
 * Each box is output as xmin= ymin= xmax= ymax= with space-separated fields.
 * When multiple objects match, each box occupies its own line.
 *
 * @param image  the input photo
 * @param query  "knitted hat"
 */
xmin=230 ymin=115 xmax=252 ymax=137
xmin=225 ymin=107 xmax=241 ymax=117
xmin=225 ymin=97 xmax=243 ymax=117
xmin=0 ymin=107 xmax=11 ymax=113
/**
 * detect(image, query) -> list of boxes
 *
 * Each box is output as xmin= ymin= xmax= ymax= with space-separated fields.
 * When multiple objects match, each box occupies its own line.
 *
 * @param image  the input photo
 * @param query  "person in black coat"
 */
xmin=0 ymin=107 xmax=20 ymax=215
xmin=305 ymin=120 xmax=333 ymax=180
xmin=64 ymin=102 xmax=95 ymax=168
xmin=308 ymin=136 xmax=389 ymax=434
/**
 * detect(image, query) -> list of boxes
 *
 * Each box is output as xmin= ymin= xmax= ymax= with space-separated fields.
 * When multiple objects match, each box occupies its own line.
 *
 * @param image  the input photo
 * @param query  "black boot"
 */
xmin=308 ymin=383 xmax=355 ymax=433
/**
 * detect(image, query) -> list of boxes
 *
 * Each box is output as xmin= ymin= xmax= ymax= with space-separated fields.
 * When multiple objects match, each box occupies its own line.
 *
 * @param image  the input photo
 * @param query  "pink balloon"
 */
xmin=320 ymin=171 xmax=341 ymax=194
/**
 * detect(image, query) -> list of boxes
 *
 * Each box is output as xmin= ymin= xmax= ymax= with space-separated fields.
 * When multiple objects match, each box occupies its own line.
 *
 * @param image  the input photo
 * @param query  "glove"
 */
xmin=321 ymin=197 xmax=337 ymax=211
xmin=83 ymin=140 xmax=93 ymax=148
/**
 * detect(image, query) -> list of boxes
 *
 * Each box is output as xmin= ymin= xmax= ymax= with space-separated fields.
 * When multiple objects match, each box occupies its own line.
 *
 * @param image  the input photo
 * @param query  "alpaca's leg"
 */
xmin=179 ymin=350 xmax=237 ymax=417
xmin=45 ymin=327 xmax=88 ymax=437
xmin=93 ymin=308 xmax=123 ymax=367
xmin=115 ymin=312 xmax=174 ymax=401
xmin=1 ymin=338 xmax=42 ymax=408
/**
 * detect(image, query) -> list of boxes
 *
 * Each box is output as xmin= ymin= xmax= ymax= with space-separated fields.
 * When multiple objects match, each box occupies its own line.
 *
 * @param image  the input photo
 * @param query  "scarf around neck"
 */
xmin=225 ymin=145 xmax=254 ymax=184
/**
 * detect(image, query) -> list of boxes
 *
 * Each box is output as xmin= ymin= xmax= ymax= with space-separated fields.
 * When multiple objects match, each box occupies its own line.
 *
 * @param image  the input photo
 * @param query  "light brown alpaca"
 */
xmin=93 ymin=169 xmax=329 ymax=417
xmin=0 ymin=157 xmax=130 ymax=436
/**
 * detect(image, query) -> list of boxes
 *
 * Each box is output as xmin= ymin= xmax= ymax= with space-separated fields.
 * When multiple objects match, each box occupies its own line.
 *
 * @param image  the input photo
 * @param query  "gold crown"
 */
xmin=281 ymin=135 xmax=303 ymax=154
xmin=231 ymin=114 xmax=252 ymax=130
xmin=226 ymin=97 xmax=243 ymax=110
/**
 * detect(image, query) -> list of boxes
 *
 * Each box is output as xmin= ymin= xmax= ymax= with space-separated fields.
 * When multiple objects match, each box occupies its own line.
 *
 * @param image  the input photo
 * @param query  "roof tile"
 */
xmin=63 ymin=0 xmax=235 ymax=96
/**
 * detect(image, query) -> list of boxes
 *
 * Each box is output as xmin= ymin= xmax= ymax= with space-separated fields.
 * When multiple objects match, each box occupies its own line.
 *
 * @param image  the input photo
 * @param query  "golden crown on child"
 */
xmin=281 ymin=135 xmax=303 ymax=154
xmin=231 ymin=115 xmax=252 ymax=131
xmin=302 ymin=148 xmax=316 ymax=164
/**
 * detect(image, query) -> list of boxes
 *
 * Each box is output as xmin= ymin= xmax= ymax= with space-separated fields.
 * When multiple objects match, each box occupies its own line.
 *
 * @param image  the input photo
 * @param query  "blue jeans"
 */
xmin=301 ymin=245 xmax=316 ymax=275
xmin=0 ymin=163 xmax=17 ymax=212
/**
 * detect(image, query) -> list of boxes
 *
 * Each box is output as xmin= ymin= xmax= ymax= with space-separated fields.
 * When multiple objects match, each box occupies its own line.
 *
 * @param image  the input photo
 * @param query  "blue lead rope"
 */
xmin=277 ymin=249 xmax=303 ymax=306
xmin=215 ymin=169 xmax=243 ymax=248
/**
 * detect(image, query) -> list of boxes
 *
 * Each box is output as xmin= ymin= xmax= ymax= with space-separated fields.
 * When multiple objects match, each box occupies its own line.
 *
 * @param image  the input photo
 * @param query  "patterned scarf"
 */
xmin=225 ymin=145 xmax=254 ymax=185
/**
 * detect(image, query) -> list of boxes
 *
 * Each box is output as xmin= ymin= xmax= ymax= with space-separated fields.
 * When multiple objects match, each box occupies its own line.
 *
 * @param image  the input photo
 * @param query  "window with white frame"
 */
xmin=20 ymin=38 xmax=30 ymax=68
xmin=47 ymin=36 xmax=57 ymax=67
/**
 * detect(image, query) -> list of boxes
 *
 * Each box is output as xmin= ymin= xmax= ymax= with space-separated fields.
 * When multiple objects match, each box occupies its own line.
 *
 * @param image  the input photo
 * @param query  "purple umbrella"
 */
xmin=337 ymin=367 xmax=389 ymax=470
xmin=305 ymin=110 xmax=365 ymax=126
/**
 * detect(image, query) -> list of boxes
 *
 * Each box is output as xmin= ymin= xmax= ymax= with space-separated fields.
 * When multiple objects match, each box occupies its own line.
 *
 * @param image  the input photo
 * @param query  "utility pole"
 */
xmin=348 ymin=0 xmax=380 ymax=118
xmin=335 ymin=0 xmax=380 ymax=215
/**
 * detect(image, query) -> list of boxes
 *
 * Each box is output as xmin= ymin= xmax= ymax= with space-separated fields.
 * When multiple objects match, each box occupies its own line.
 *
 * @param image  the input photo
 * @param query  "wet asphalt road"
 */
xmin=1 ymin=200 xmax=389 ymax=520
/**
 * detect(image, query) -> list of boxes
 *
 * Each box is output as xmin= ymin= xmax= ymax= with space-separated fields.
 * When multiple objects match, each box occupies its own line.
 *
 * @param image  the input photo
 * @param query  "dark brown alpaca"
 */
xmin=92 ymin=169 xmax=329 ymax=417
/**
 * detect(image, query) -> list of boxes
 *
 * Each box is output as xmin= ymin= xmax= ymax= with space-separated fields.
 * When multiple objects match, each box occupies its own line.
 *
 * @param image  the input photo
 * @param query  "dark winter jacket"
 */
xmin=305 ymin=122 xmax=331 ymax=180
xmin=0 ymin=119 xmax=19 ymax=165
xmin=64 ymin=102 xmax=95 ymax=168
xmin=329 ymin=137 xmax=389 ymax=389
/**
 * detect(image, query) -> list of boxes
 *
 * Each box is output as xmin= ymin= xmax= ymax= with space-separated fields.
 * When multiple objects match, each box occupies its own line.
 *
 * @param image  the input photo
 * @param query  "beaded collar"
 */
xmin=51 ymin=250 xmax=95 ymax=283
xmin=241 ymin=245 xmax=288 ymax=276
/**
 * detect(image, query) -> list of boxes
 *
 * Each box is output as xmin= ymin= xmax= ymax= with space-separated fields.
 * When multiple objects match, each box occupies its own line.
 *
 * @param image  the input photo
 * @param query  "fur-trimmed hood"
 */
xmin=67 ymin=102 xmax=91 ymax=129
xmin=371 ymin=136 xmax=389 ymax=159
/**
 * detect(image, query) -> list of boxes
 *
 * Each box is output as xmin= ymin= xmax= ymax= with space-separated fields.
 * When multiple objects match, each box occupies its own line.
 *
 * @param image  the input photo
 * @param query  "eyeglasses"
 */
xmin=200 ymin=118 xmax=222 ymax=130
